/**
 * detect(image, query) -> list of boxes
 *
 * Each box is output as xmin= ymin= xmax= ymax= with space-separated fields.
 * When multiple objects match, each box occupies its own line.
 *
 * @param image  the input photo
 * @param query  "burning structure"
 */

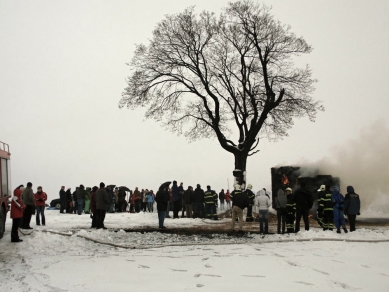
xmin=271 ymin=166 xmax=340 ymax=216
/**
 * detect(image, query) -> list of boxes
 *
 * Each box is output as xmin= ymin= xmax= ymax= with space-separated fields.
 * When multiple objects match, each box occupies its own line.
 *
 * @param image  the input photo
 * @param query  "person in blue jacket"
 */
xmin=344 ymin=186 xmax=361 ymax=232
xmin=146 ymin=190 xmax=155 ymax=212
xmin=332 ymin=186 xmax=348 ymax=234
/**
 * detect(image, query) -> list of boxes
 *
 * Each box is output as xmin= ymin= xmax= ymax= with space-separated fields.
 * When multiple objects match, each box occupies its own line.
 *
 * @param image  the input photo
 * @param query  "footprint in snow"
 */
xmin=295 ymin=281 xmax=314 ymax=286
xmin=138 ymin=265 xmax=150 ymax=269
xmin=313 ymin=269 xmax=329 ymax=275
xmin=201 ymin=258 xmax=209 ymax=261
xmin=242 ymin=275 xmax=265 ymax=278
xmin=196 ymin=284 xmax=204 ymax=288
xmin=361 ymin=265 xmax=371 ymax=268
xmin=205 ymin=264 xmax=211 ymax=268
xmin=172 ymin=269 xmax=187 ymax=272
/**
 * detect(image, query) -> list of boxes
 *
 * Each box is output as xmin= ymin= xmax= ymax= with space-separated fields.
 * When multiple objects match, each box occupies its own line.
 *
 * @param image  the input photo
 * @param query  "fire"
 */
xmin=281 ymin=174 xmax=289 ymax=185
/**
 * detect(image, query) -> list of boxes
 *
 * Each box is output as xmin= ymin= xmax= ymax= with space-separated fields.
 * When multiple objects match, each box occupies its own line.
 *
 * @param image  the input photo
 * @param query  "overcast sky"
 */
xmin=1 ymin=0 xmax=388 ymax=203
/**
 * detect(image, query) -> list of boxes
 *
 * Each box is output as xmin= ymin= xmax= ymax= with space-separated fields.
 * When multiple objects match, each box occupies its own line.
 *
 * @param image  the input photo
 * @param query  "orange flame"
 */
xmin=281 ymin=174 xmax=289 ymax=185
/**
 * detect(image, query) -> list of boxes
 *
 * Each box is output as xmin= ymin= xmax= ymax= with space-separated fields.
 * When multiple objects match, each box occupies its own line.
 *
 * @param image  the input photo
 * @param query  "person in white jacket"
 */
xmin=254 ymin=189 xmax=271 ymax=234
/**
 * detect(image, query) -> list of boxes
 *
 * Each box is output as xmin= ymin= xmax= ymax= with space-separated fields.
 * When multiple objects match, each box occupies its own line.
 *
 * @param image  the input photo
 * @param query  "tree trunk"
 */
xmin=233 ymin=151 xmax=248 ymax=190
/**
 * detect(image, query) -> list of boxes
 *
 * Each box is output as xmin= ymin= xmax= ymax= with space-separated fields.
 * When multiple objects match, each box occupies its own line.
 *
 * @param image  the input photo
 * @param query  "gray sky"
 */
xmin=1 ymin=0 xmax=388 ymax=203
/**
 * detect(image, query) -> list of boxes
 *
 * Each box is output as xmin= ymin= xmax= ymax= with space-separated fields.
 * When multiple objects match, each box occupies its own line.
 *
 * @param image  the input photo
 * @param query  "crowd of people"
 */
xmin=9 ymin=180 xmax=361 ymax=242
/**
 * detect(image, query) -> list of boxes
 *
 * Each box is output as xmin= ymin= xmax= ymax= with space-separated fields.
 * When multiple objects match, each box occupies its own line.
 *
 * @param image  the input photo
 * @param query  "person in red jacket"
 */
xmin=11 ymin=185 xmax=26 ymax=242
xmin=34 ymin=186 xmax=47 ymax=226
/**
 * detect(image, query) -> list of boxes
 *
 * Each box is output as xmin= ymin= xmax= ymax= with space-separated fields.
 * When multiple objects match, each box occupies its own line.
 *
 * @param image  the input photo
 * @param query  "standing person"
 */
xmin=114 ymin=188 xmax=119 ymax=211
xmin=72 ymin=188 xmax=78 ymax=214
xmin=344 ymin=186 xmax=361 ymax=232
xmin=294 ymin=182 xmax=313 ymax=233
xmin=133 ymin=187 xmax=141 ymax=213
xmin=204 ymin=186 xmax=218 ymax=220
xmin=90 ymin=186 xmax=98 ymax=228
xmin=179 ymin=182 xmax=186 ymax=218
xmin=285 ymin=188 xmax=296 ymax=233
xmin=183 ymin=186 xmax=194 ymax=218
xmin=321 ymin=185 xmax=334 ymax=231
xmin=76 ymin=185 xmax=86 ymax=215
xmin=254 ymin=188 xmax=271 ymax=234
xmin=172 ymin=181 xmax=182 ymax=219
xmin=219 ymin=189 xmax=225 ymax=211
xmin=96 ymin=182 xmax=110 ymax=229
xmin=59 ymin=186 xmax=66 ymax=214
xmin=193 ymin=184 xmax=205 ymax=218
xmin=34 ymin=186 xmax=47 ymax=226
xmin=230 ymin=184 xmax=248 ymax=232
xmin=108 ymin=186 xmax=115 ymax=213
xmin=147 ymin=190 xmax=154 ymax=212
xmin=84 ymin=187 xmax=91 ymax=214
xmin=225 ymin=189 xmax=231 ymax=209
xmin=274 ymin=189 xmax=287 ymax=234
xmin=11 ymin=185 xmax=25 ymax=242
xmin=21 ymin=182 xmax=35 ymax=229
xmin=66 ymin=188 xmax=72 ymax=213
xmin=245 ymin=184 xmax=255 ymax=222
xmin=316 ymin=185 xmax=325 ymax=228
xmin=142 ymin=189 xmax=148 ymax=213
xmin=332 ymin=186 xmax=348 ymax=234
xmin=155 ymin=185 xmax=170 ymax=228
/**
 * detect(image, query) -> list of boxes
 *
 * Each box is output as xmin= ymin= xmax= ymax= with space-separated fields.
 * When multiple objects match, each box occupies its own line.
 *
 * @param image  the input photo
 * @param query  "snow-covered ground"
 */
xmin=1 ymin=210 xmax=389 ymax=292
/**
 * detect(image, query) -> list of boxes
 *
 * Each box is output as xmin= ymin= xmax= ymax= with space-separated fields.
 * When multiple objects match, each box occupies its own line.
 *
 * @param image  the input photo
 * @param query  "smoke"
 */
xmin=299 ymin=119 xmax=389 ymax=215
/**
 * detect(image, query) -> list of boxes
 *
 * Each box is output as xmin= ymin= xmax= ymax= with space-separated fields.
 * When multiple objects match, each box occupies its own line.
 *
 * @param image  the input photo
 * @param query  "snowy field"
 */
xmin=1 ymin=210 xmax=389 ymax=292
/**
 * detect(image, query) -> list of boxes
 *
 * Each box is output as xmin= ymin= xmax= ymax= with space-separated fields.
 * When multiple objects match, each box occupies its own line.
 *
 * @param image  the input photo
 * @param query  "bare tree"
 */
xmin=120 ymin=0 xmax=323 ymax=188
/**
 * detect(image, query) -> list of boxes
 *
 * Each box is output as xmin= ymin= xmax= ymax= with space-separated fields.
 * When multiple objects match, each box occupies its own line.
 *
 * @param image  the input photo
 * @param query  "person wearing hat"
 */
xmin=285 ymin=188 xmax=295 ymax=233
xmin=245 ymin=184 xmax=255 ymax=222
xmin=231 ymin=184 xmax=249 ymax=232
xmin=332 ymin=186 xmax=348 ymax=234
xmin=274 ymin=189 xmax=287 ymax=234
xmin=322 ymin=185 xmax=334 ymax=231
xmin=316 ymin=185 xmax=326 ymax=228
xmin=96 ymin=182 xmax=110 ymax=229
xmin=344 ymin=186 xmax=361 ymax=232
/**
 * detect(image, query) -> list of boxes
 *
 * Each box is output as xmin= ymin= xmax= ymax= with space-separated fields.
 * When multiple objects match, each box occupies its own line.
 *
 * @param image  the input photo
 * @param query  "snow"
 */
xmin=1 ymin=210 xmax=389 ymax=292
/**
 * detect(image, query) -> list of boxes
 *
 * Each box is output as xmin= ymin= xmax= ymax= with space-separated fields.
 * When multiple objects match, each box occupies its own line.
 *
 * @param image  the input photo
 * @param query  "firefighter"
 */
xmin=317 ymin=185 xmax=325 ymax=228
xmin=245 ymin=184 xmax=255 ymax=222
xmin=204 ymin=186 xmax=218 ymax=220
xmin=285 ymin=188 xmax=295 ymax=233
xmin=322 ymin=185 xmax=334 ymax=231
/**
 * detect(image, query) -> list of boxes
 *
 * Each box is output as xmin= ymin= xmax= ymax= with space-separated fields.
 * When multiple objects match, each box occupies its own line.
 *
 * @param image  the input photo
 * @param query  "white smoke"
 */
xmin=298 ymin=119 xmax=389 ymax=215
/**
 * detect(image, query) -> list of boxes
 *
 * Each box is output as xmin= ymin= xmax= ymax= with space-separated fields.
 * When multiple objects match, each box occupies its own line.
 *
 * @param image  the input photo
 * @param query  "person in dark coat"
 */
xmin=72 ymin=188 xmax=78 ymax=214
xmin=76 ymin=185 xmax=86 ymax=215
xmin=219 ymin=189 xmax=225 ymax=211
xmin=274 ymin=189 xmax=287 ymax=234
xmin=316 ymin=185 xmax=325 ymax=228
xmin=321 ymin=185 xmax=334 ymax=231
xmin=172 ymin=181 xmax=182 ymax=219
xmin=193 ymin=184 xmax=205 ymax=218
xmin=230 ymin=184 xmax=249 ymax=232
xmin=204 ymin=186 xmax=218 ymax=220
xmin=245 ymin=184 xmax=255 ymax=222
xmin=183 ymin=186 xmax=194 ymax=218
xmin=285 ymin=188 xmax=296 ymax=233
xmin=21 ymin=182 xmax=35 ymax=229
xmin=344 ymin=186 xmax=361 ymax=232
xmin=294 ymin=182 xmax=313 ymax=233
xmin=66 ymin=188 xmax=72 ymax=213
xmin=95 ymin=182 xmax=110 ymax=229
xmin=155 ymin=185 xmax=170 ymax=228
xmin=59 ymin=186 xmax=66 ymax=214
xmin=90 ymin=186 xmax=98 ymax=228
xmin=332 ymin=186 xmax=348 ymax=233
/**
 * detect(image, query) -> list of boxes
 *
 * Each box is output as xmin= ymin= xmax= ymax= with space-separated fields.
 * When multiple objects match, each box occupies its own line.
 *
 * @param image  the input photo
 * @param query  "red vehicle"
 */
xmin=0 ymin=141 xmax=11 ymax=239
